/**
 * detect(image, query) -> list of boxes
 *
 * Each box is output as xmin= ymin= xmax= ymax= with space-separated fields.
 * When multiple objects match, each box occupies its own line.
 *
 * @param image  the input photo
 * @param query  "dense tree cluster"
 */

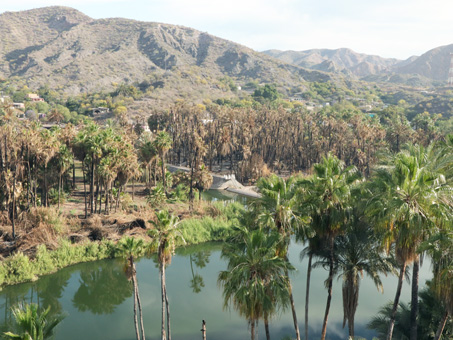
xmin=148 ymin=102 xmax=443 ymax=185
xmin=219 ymin=144 xmax=453 ymax=340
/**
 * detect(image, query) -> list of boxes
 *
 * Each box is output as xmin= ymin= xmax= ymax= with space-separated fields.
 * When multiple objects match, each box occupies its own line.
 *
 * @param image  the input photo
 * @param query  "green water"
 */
xmin=201 ymin=189 xmax=255 ymax=205
xmin=0 ymin=241 xmax=431 ymax=340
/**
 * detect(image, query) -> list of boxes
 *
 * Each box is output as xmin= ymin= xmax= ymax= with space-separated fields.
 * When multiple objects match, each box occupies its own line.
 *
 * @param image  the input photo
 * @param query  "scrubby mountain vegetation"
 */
xmin=0 ymin=6 xmax=452 ymax=340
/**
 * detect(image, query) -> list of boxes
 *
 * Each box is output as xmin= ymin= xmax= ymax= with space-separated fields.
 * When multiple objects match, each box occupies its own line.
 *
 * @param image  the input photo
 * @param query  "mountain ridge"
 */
xmin=0 ymin=6 xmax=333 ymax=96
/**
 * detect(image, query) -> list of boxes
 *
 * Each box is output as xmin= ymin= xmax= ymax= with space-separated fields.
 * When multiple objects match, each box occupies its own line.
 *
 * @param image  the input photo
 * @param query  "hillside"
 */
xmin=0 ymin=6 xmax=333 ymax=96
xmin=263 ymin=48 xmax=401 ymax=77
xmin=265 ymin=45 xmax=453 ymax=85
xmin=394 ymin=44 xmax=453 ymax=82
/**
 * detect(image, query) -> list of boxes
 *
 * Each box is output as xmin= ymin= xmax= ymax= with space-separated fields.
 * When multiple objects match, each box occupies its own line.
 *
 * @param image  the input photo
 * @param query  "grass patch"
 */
xmin=179 ymin=201 xmax=244 ymax=245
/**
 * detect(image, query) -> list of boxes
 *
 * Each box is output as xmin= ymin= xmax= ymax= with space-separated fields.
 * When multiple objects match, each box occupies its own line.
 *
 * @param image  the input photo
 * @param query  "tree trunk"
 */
xmin=161 ymin=260 xmax=167 ymax=340
xmin=305 ymin=253 xmax=312 ymax=340
xmin=201 ymin=320 xmax=206 ymax=340
xmin=11 ymin=172 xmax=16 ymax=239
xmin=132 ymin=273 xmax=140 ymax=340
xmin=105 ymin=184 xmax=109 ymax=215
xmin=161 ymin=155 xmax=166 ymax=190
xmin=250 ymin=319 xmax=255 ymax=340
xmin=43 ymin=164 xmax=48 ymax=207
xmin=264 ymin=317 xmax=270 ymax=340
xmin=321 ymin=237 xmax=335 ymax=340
xmin=348 ymin=313 xmax=355 ymax=339
xmin=58 ymin=173 xmax=62 ymax=210
xmin=72 ymin=160 xmax=75 ymax=189
xmin=287 ymin=271 xmax=301 ymax=340
xmin=135 ymin=272 xmax=146 ymax=340
xmin=90 ymin=160 xmax=95 ymax=214
xmin=166 ymin=289 xmax=171 ymax=340
xmin=386 ymin=262 xmax=407 ymax=340
xmin=82 ymin=162 xmax=87 ymax=218
xmin=410 ymin=258 xmax=420 ymax=340
xmin=95 ymin=178 xmax=99 ymax=214
xmin=433 ymin=309 xmax=449 ymax=340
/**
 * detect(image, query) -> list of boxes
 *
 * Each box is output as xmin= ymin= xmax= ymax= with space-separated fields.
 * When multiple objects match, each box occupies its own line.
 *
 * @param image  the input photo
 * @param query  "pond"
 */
xmin=201 ymin=189 xmax=255 ymax=206
xmin=0 ymin=241 xmax=432 ymax=340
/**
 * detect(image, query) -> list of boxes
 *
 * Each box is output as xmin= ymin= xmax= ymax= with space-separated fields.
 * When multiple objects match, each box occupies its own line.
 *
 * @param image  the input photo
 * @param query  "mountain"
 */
xmin=263 ymin=48 xmax=401 ymax=77
xmin=394 ymin=44 xmax=453 ymax=82
xmin=0 ymin=6 xmax=333 ymax=96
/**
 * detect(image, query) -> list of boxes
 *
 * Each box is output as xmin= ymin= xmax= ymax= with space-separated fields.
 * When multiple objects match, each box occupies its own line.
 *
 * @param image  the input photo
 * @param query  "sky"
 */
xmin=1 ymin=0 xmax=453 ymax=60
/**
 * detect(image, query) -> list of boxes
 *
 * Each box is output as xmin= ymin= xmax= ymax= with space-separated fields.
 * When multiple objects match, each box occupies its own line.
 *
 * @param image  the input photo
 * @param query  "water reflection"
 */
xmin=72 ymin=260 xmax=132 ymax=314
xmin=189 ymin=251 xmax=210 ymax=293
xmin=0 ymin=242 xmax=431 ymax=340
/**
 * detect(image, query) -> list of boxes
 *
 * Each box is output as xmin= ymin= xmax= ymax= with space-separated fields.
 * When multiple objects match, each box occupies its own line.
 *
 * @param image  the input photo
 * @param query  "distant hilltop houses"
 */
xmin=1 ymin=93 xmax=46 ymax=111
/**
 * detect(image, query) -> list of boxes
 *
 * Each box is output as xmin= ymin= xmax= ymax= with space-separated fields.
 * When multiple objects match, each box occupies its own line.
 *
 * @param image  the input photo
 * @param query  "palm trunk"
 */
xmin=72 ymin=160 xmax=76 ymax=189
xmin=90 ymin=160 xmax=95 ymax=214
xmin=286 ymin=266 xmax=301 ymax=340
xmin=201 ymin=320 xmax=206 ymax=340
xmin=105 ymin=184 xmax=109 ymax=215
xmin=348 ymin=313 xmax=355 ymax=339
xmin=132 ymin=274 xmax=140 ymax=340
xmin=250 ymin=319 xmax=255 ymax=340
xmin=321 ymin=237 xmax=335 ymax=340
xmin=166 ymin=289 xmax=171 ymax=340
xmin=44 ymin=164 xmax=48 ymax=207
xmin=82 ymin=162 xmax=87 ymax=218
xmin=410 ymin=258 xmax=420 ymax=340
xmin=305 ymin=253 xmax=312 ymax=340
xmin=58 ymin=173 xmax=62 ymax=210
xmin=160 ymin=260 xmax=167 ymax=340
xmin=386 ymin=262 xmax=407 ymax=340
xmin=11 ymin=172 xmax=16 ymax=239
xmin=135 ymin=273 xmax=146 ymax=340
xmin=264 ymin=317 xmax=270 ymax=340
xmin=433 ymin=309 xmax=449 ymax=340
xmin=161 ymin=155 xmax=166 ymax=189
xmin=95 ymin=178 xmax=99 ymax=213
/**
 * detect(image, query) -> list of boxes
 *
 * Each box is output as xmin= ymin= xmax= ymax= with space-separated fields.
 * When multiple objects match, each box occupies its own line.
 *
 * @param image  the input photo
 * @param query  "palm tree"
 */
xmin=117 ymin=237 xmax=146 ymax=340
xmin=333 ymin=215 xmax=396 ymax=338
xmin=3 ymin=303 xmax=64 ymax=340
xmin=148 ymin=210 xmax=184 ymax=340
xmin=299 ymin=153 xmax=360 ymax=340
xmin=218 ymin=227 xmax=292 ymax=340
xmin=153 ymin=131 xmax=172 ymax=190
xmin=254 ymin=174 xmax=310 ymax=340
xmin=137 ymin=133 xmax=158 ymax=188
xmin=365 ymin=144 xmax=452 ymax=340
xmin=55 ymin=144 xmax=73 ymax=210
xmin=419 ymin=231 xmax=453 ymax=340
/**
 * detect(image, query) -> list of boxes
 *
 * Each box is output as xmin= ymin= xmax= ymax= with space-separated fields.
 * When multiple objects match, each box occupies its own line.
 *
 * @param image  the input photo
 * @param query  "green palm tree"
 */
xmin=218 ymin=227 xmax=292 ymax=340
xmin=117 ymin=237 xmax=146 ymax=340
xmin=365 ymin=144 xmax=452 ymax=340
xmin=153 ymin=131 xmax=172 ymax=190
xmin=333 ymin=215 xmax=396 ymax=338
xmin=419 ymin=231 xmax=453 ymax=340
xmin=3 ymin=303 xmax=64 ymax=340
xmin=254 ymin=174 xmax=310 ymax=340
xmin=55 ymin=144 xmax=73 ymax=210
xmin=299 ymin=153 xmax=360 ymax=340
xmin=148 ymin=210 xmax=184 ymax=340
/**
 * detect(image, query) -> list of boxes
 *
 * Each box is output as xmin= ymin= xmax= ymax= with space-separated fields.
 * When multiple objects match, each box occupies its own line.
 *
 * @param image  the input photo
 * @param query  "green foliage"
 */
xmin=146 ymin=184 xmax=167 ymax=207
xmin=3 ymin=303 xmax=65 ymax=340
xmin=0 ymin=240 xmax=116 ymax=287
xmin=0 ymin=252 xmax=37 ymax=285
xmin=252 ymin=84 xmax=280 ymax=102
xmin=179 ymin=202 xmax=244 ymax=244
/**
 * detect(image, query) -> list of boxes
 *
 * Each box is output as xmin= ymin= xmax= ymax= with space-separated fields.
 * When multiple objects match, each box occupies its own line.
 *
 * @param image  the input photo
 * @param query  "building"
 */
xmin=27 ymin=93 xmax=45 ymax=102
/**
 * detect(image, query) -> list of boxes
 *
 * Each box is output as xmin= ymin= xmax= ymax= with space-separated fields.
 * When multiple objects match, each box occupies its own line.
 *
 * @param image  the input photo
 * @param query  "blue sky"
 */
xmin=2 ymin=0 xmax=452 ymax=59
